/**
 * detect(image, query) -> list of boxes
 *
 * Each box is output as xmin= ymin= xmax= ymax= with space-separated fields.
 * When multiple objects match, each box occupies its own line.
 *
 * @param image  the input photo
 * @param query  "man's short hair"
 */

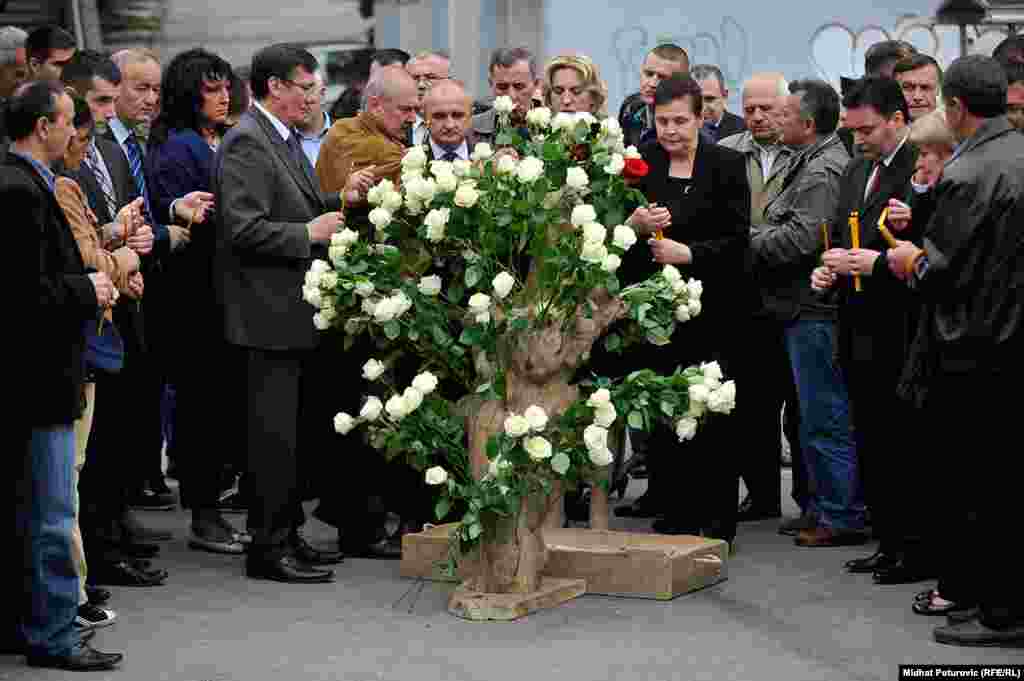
xmin=371 ymin=48 xmax=410 ymax=68
xmin=5 ymin=78 xmax=65 ymax=140
xmin=111 ymin=48 xmax=160 ymax=71
xmin=60 ymin=49 xmax=122 ymax=95
xmin=864 ymin=40 xmax=917 ymax=76
xmin=0 ymin=26 xmax=28 ymax=66
xmin=25 ymin=26 xmax=76 ymax=66
xmin=409 ymin=49 xmax=450 ymax=65
xmin=250 ymin=43 xmax=318 ymax=100
xmin=893 ymin=53 xmax=943 ymax=81
xmin=690 ymin=64 xmax=726 ymax=91
xmin=649 ymin=44 xmax=689 ymax=71
xmin=943 ymin=55 xmax=1008 ymax=118
xmin=1005 ymin=61 xmax=1024 ymax=87
xmin=789 ymin=79 xmax=840 ymax=134
xmin=841 ymin=76 xmax=910 ymax=122
xmin=489 ymin=47 xmax=536 ymax=80
xmin=908 ymin=109 xmax=956 ymax=150
xmin=653 ymin=74 xmax=703 ymax=117
xmin=71 ymin=93 xmax=93 ymax=129
xmin=993 ymin=35 xmax=1024 ymax=68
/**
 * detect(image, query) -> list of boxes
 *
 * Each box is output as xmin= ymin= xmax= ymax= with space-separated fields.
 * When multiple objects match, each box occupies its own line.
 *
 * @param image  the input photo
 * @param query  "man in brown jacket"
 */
xmin=315 ymin=65 xmax=418 ymax=204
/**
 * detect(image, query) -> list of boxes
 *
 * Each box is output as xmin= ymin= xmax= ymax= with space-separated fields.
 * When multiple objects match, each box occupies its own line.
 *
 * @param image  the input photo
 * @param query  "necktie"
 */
xmin=864 ymin=161 xmax=883 ymax=201
xmin=286 ymin=130 xmax=316 ymax=185
xmin=442 ymin=149 xmax=458 ymax=162
xmin=123 ymin=134 xmax=155 ymax=227
xmin=85 ymin=142 xmax=118 ymax=220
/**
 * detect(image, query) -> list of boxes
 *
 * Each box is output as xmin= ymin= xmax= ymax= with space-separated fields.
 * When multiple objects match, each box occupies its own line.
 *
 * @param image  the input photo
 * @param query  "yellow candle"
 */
xmin=876 ymin=207 xmax=899 ymax=248
xmin=849 ymin=211 xmax=862 ymax=292
xmin=821 ymin=222 xmax=830 ymax=252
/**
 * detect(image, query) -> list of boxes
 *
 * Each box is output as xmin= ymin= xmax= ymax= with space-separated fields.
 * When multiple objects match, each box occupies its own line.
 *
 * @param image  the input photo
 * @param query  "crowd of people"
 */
xmin=7 ymin=20 xmax=1024 ymax=671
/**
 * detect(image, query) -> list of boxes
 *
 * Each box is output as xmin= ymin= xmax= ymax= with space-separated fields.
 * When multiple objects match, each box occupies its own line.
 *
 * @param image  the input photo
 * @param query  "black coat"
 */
xmin=594 ymin=136 xmax=753 ymax=377
xmin=8 ymin=153 xmax=98 ymax=426
xmin=706 ymin=111 xmax=746 ymax=144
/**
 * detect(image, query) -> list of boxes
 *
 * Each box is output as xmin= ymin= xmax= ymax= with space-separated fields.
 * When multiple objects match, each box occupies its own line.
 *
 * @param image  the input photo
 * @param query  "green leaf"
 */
xmin=550 ymin=451 xmax=571 ymax=476
xmin=407 ymin=328 xmax=419 ymax=341
xmin=465 ymin=266 xmax=482 ymax=289
xmin=476 ymin=382 xmax=492 ymax=394
xmin=660 ymin=400 xmax=675 ymax=417
xmin=447 ymin=282 xmax=465 ymax=304
xmin=486 ymin=437 xmax=499 ymax=461
xmin=383 ymin=320 xmax=401 ymax=340
xmin=628 ymin=411 xmax=645 ymax=429
xmin=435 ymin=497 xmax=451 ymax=520
xmin=604 ymin=333 xmax=622 ymax=354
xmin=468 ymin=522 xmax=483 ymax=540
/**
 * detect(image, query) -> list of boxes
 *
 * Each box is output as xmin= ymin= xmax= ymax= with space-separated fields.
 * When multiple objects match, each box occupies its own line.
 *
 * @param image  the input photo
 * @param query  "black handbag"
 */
xmin=84 ymin=314 xmax=125 ymax=374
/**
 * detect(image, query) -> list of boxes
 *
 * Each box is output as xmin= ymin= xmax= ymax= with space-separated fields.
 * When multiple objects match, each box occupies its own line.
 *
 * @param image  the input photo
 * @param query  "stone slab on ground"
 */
xmin=447 ymin=577 xmax=586 ymax=621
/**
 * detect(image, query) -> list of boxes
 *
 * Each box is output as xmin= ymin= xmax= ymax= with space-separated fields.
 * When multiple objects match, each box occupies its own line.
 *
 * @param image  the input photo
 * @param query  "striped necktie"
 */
xmin=123 ymin=133 xmax=155 ymax=227
xmin=84 ymin=142 xmax=118 ymax=221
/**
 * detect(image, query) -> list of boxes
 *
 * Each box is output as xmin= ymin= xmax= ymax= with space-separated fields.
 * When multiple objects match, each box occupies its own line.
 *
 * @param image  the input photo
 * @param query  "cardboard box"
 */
xmin=401 ymin=525 xmax=728 ymax=600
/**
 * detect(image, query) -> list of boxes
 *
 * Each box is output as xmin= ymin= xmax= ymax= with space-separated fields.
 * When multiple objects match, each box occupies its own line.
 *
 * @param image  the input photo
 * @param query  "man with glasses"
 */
xmin=295 ymin=71 xmax=331 ymax=167
xmin=691 ymin=63 xmax=745 ymax=143
xmin=405 ymin=50 xmax=450 ymax=146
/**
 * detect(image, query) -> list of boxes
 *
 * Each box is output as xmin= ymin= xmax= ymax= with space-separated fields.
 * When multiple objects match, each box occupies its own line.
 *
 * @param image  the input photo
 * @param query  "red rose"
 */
xmin=569 ymin=143 xmax=591 ymax=163
xmin=623 ymin=158 xmax=649 ymax=179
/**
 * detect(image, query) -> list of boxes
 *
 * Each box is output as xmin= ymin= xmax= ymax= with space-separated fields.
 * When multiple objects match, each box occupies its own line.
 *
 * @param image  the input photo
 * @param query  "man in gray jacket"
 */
xmin=753 ymin=79 xmax=865 ymax=547
xmin=472 ymin=47 xmax=539 ymax=145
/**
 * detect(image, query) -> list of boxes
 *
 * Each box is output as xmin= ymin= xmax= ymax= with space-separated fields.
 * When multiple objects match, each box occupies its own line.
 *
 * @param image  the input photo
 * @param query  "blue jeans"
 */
xmin=784 ymin=319 xmax=864 ymax=531
xmin=19 ymin=426 xmax=79 ymax=657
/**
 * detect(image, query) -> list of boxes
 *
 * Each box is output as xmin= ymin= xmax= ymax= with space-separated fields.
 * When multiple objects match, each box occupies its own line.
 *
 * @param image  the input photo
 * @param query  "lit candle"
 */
xmin=849 ymin=211 xmax=862 ymax=292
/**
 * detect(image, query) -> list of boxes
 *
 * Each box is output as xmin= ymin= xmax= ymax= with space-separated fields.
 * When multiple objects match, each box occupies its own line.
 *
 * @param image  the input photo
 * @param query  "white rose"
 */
xmin=418 ymin=275 xmax=442 ymax=297
xmin=675 ymin=417 xmax=698 ymax=442
xmin=368 ymin=207 xmax=392 ymax=231
xmin=332 ymin=229 xmax=356 ymax=248
xmin=333 ymin=412 xmax=356 ymax=434
xmin=603 ymin=153 xmax=625 ymax=176
xmin=313 ymin=312 xmax=330 ymax=330
xmin=566 ymin=166 xmax=589 ymax=190
xmin=687 ymin=278 xmax=704 ymax=300
xmin=623 ymin=145 xmax=642 ymax=159
xmin=551 ymin=112 xmax=575 ymax=132
xmin=515 ymin=156 xmax=545 ymax=184
xmin=471 ymin=143 xmax=494 ymax=162
xmin=526 ymin=107 xmax=552 ymax=128
xmin=582 ymin=222 xmax=607 ymax=244
xmin=303 ymin=285 xmax=323 ymax=308
xmin=381 ymin=190 xmax=404 ymax=213
xmin=304 ymin=268 xmax=323 ymax=288
xmin=366 ymin=182 xmax=384 ymax=206
xmin=391 ymin=292 xmax=413 ymax=318
xmin=468 ymin=292 xmax=491 ymax=312
xmin=496 ymin=154 xmax=518 ymax=175
xmin=435 ymin=171 xmax=458 ymax=193
xmin=675 ymin=304 xmax=691 ymax=323
xmin=402 ymin=145 xmax=428 ymax=171
xmin=587 ymin=388 xmax=611 ymax=408
xmin=488 ymin=455 xmax=510 ymax=478
xmin=580 ymin=240 xmax=608 ymax=264
xmin=571 ymin=204 xmax=597 ymax=228
xmin=328 ymin=245 xmax=347 ymax=266
xmin=424 ymin=207 xmax=450 ymax=242
xmin=594 ymin=402 xmax=617 ymax=427
xmin=372 ymin=297 xmax=398 ymax=323
xmin=424 ymin=466 xmax=448 ymax=485
xmin=415 ymin=176 xmax=439 ymax=204
xmin=310 ymin=259 xmax=330 ymax=275
xmin=385 ymin=394 xmax=409 ymax=421
xmin=574 ymin=112 xmax=597 ymax=127
xmin=687 ymin=299 xmax=702 ymax=317
xmin=701 ymin=361 xmax=724 ymax=384
xmin=612 ymin=224 xmax=637 ymax=251
xmin=688 ymin=384 xmax=710 ymax=417
xmin=492 ymin=271 xmax=516 ymax=299
xmin=453 ymin=182 xmax=480 ymax=208
xmin=588 ymin=445 xmax=613 ymax=467
xmin=662 ymin=264 xmax=682 ymax=283
xmin=320 ymin=271 xmax=339 ymax=289
xmin=474 ymin=311 xmax=491 ymax=325
xmin=524 ymin=405 xmax=548 ymax=432
xmin=452 ymin=159 xmax=473 ymax=177
xmin=402 ymin=386 xmax=424 ymax=413
xmin=584 ymin=424 xmax=611 ymax=459
xmin=600 ymin=117 xmax=623 ymax=139
xmin=412 ymin=371 xmax=439 ymax=395
xmin=672 ymin=279 xmax=688 ymax=295
xmin=363 ymin=358 xmax=387 ymax=381
xmin=707 ymin=380 xmax=737 ymax=414
xmin=493 ymin=95 xmax=516 ymax=114
xmin=504 ymin=413 xmax=530 ymax=438
xmin=355 ymin=281 xmax=375 ymax=298
xmin=542 ymin=189 xmax=564 ymax=210
xmin=429 ymin=160 xmax=454 ymax=178
xmin=524 ymin=436 xmax=553 ymax=461
xmin=359 ymin=396 xmax=383 ymax=422
xmin=361 ymin=297 xmax=378 ymax=316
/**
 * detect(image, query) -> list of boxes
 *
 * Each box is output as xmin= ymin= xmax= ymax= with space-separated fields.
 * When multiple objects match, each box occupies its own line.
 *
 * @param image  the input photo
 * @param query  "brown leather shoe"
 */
xmin=794 ymin=526 xmax=868 ymax=547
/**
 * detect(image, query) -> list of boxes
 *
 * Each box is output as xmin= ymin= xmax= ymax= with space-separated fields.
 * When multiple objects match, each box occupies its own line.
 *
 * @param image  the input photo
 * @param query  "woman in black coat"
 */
xmin=606 ymin=74 xmax=754 ymax=543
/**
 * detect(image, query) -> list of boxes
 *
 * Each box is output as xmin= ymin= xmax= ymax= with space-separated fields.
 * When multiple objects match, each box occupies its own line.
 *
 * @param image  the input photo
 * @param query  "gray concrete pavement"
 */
xmin=5 ymin=471 xmax=1022 ymax=681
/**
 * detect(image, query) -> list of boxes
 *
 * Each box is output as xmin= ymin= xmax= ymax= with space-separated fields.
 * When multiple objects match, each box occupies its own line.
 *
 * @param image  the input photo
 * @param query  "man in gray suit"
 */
xmin=472 ymin=47 xmax=539 ymax=144
xmin=214 ymin=44 xmax=344 ymax=583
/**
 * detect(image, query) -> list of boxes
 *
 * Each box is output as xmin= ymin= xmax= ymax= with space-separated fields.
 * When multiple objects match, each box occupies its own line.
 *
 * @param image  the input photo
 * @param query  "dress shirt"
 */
xmin=429 ymin=138 xmax=469 ymax=162
xmin=112 ymin=116 xmax=184 ymax=225
xmin=412 ymin=115 xmax=428 ymax=146
xmin=751 ymin=138 xmax=782 ymax=179
xmin=864 ymin=132 xmax=909 ymax=201
xmin=297 ymin=112 xmax=331 ymax=168
xmin=253 ymin=101 xmax=292 ymax=143
xmin=10 ymin=149 xmax=55 ymax=193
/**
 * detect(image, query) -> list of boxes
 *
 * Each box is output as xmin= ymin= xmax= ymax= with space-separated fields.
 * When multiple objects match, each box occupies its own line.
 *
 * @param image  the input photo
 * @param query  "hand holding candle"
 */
xmin=877 ymin=207 xmax=900 ymax=248
xmin=849 ymin=211 xmax=862 ymax=292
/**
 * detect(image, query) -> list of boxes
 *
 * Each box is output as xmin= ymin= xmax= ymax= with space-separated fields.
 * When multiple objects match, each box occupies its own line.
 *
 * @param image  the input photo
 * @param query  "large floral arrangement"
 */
xmin=304 ymin=96 xmax=736 ymax=566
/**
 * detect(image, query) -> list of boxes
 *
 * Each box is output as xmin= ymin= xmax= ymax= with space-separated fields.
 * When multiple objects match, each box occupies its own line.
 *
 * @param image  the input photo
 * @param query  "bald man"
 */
xmin=421 ymin=79 xmax=475 ymax=161
xmin=316 ymin=65 xmax=418 ymax=200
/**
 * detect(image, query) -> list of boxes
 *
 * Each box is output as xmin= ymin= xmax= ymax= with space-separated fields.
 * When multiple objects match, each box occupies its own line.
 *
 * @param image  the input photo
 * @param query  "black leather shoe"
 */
xmin=26 ymin=640 xmax=124 ymax=671
xmin=121 ymin=510 xmax=173 ymax=542
xmin=91 ymin=560 xmax=168 ymax=587
xmin=291 ymin=533 xmax=344 ymax=565
xmin=933 ymin=618 xmax=1024 ymax=647
xmin=873 ymin=560 xmax=936 ymax=585
xmin=246 ymin=555 xmax=335 ymax=583
xmin=85 ymin=585 xmax=111 ymax=606
xmin=845 ymin=550 xmax=900 ymax=574
xmin=118 ymin=540 xmax=161 ymax=558
xmin=344 ymin=537 xmax=402 ymax=559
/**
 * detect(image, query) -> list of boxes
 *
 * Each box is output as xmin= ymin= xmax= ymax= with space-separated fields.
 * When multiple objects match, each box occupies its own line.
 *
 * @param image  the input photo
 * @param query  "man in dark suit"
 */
xmin=422 ymin=78 xmax=476 ymax=160
xmin=214 ymin=43 xmax=345 ymax=583
xmin=6 ymin=78 xmax=122 ymax=672
xmin=820 ymin=77 xmax=922 ymax=579
xmin=691 ymin=64 xmax=746 ymax=143
xmin=617 ymin=43 xmax=689 ymax=148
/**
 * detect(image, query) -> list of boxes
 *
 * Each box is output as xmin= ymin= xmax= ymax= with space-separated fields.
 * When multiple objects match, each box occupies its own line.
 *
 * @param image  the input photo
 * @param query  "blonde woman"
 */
xmin=543 ymin=54 xmax=607 ymax=116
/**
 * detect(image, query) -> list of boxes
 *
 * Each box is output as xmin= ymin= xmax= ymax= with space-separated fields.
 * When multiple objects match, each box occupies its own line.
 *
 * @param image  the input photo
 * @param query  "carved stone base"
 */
xmin=447 ymin=577 xmax=586 ymax=621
